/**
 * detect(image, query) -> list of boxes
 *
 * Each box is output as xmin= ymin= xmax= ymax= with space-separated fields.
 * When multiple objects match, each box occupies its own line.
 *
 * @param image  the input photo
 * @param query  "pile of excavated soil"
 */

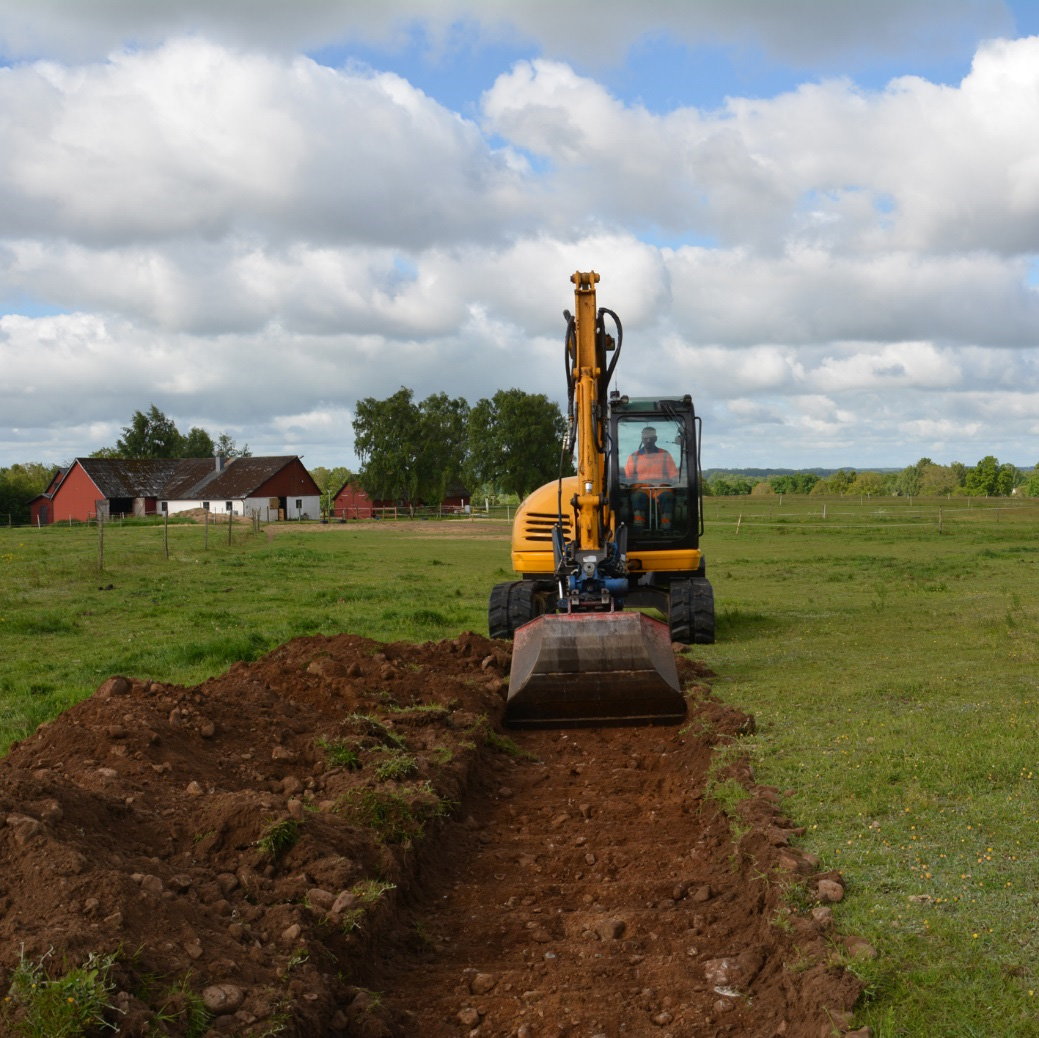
xmin=0 ymin=633 xmax=864 ymax=1037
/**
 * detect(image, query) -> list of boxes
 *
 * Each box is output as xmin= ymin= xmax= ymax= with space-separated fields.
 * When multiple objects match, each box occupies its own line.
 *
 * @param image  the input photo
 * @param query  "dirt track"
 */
xmin=0 ymin=632 xmax=862 ymax=1037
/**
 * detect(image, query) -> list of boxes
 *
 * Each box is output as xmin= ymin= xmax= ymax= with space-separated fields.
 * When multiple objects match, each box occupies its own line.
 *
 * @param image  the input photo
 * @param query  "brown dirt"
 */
xmin=0 ymin=633 xmax=862 ymax=1037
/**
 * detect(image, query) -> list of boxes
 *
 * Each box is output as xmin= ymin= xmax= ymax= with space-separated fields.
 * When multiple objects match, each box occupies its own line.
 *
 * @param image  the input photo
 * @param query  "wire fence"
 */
xmin=5 ymin=495 xmax=1039 ymax=536
xmin=703 ymin=495 xmax=1039 ymax=533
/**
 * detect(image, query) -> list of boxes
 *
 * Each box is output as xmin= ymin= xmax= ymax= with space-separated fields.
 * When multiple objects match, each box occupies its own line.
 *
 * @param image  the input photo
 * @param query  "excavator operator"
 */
xmin=624 ymin=426 xmax=679 ymax=531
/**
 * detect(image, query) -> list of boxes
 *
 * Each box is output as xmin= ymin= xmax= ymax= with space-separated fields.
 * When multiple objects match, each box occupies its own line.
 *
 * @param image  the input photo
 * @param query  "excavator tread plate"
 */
xmin=505 ymin=612 xmax=686 ymax=728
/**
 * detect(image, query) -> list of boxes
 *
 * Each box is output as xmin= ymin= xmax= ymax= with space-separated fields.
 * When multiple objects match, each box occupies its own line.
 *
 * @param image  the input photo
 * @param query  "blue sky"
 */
xmin=319 ymin=3 xmax=1026 ymax=114
xmin=1 ymin=1 xmax=1038 ymax=471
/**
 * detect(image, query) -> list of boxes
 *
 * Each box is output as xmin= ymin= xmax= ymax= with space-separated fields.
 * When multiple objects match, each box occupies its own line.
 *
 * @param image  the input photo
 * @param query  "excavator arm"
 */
xmin=497 ymin=271 xmax=686 ymax=727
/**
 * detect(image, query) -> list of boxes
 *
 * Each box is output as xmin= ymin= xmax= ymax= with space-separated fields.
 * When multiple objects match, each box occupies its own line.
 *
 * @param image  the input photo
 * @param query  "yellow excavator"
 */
xmin=489 ymin=271 xmax=714 ymax=727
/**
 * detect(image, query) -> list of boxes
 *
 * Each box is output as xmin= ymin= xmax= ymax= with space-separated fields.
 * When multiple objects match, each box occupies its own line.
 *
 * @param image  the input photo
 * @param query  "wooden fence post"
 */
xmin=736 ymin=514 xmax=743 ymax=535
xmin=164 ymin=510 xmax=169 ymax=559
xmin=97 ymin=512 xmax=104 ymax=573
xmin=227 ymin=509 xmax=233 ymax=546
xmin=205 ymin=509 xmax=209 ymax=550
xmin=938 ymin=508 xmax=943 ymax=535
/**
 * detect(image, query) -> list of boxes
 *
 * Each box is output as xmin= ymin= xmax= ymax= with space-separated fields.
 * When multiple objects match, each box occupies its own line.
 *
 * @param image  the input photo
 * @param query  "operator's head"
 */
xmin=640 ymin=427 xmax=657 ymax=448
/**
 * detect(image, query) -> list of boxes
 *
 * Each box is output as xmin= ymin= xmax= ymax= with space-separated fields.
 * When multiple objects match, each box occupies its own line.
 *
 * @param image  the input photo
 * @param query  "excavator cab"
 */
xmin=609 ymin=397 xmax=703 ymax=550
xmin=489 ymin=272 xmax=714 ymax=728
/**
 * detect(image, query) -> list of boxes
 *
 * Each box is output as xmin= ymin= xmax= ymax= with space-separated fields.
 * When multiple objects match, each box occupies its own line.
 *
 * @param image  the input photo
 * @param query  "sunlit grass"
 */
xmin=0 ymin=518 xmax=506 ymax=750
xmin=697 ymin=494 xmax=1039 ymax=1036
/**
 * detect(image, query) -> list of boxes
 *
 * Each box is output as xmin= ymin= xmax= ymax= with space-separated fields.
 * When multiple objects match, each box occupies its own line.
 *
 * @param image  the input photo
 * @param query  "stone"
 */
xmin=6 ymin=815 xmax=41 ymax=846
xmin=598 ymin=918 xmax=626 ymax=941
xmin=203 ymin=984 xmax=245 ymax=1015
xmin=843 ymin=936 xmax=877 ymax=960
xmin=140 ymin=874 xmax=164 ymax=895
xmin=817 ymin=879 xmax=844 ymax=903
xmin=96 ymin=676 xmax=132 ymax=699
xmin=457 ymin=1007 xmax=481 ymax=1027
xmin=331 ymin=890 xmax=358 ymax=915
xmin=704 ymin=956 xmax=731 ymax=982
xmin=216 ymin=872 xmax=239 ymax=895
xmin=470 ymin=972 xmax=497 ymax=995
xmin=307 ymin=888 xmax=336 ymax=912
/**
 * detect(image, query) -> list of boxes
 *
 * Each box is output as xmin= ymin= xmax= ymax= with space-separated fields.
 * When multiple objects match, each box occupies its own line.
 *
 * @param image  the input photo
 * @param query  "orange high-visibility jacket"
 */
xmin=624 ymin=447 xmax=678 ymax=485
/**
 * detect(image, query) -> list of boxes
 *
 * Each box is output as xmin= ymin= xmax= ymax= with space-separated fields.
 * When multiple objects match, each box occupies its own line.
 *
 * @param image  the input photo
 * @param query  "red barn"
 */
xmin=331 ymin=481 xmax=375 ymax=520
xmin=29 ymin=456 xmax=321 ymax=524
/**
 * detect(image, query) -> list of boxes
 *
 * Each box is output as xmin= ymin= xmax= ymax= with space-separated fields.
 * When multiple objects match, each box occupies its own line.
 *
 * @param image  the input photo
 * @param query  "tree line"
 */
xmin=706 ymin=456 xmax=1039 ymax=498
xmin=91 ymin=404 xmax=251 ymax=461
xmin=351 ymin=387 xmax=570 ymax=504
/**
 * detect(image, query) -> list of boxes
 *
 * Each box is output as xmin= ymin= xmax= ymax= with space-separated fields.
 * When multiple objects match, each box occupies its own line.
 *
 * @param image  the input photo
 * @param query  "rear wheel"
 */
xmin=668 ymin=578 xmax=715 ymax=645
xmin=488 ymin=580 xmax=547 ymax=640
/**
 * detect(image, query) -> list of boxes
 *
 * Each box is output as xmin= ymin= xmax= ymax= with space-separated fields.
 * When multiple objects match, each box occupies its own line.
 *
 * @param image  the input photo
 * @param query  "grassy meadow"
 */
xmin=3 ymin=497 xmax=1039 ymax=1035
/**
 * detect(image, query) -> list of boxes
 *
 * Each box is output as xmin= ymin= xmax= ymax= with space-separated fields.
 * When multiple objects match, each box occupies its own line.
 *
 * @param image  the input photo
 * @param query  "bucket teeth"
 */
xmin=505 ymin=612 xmax=685 ymax=728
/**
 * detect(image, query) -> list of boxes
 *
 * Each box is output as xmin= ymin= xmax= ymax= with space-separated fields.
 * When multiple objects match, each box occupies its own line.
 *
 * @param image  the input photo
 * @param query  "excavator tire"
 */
xmin=669 ymin=578 xmax=715 ymax=645
xmin=488 ymin=580 xmax=547 ymax=640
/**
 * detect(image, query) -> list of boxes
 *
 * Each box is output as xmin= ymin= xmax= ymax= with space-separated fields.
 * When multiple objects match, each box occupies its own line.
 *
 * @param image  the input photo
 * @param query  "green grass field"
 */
xmin=3 ymin=498 xmax=1039 ymax=1035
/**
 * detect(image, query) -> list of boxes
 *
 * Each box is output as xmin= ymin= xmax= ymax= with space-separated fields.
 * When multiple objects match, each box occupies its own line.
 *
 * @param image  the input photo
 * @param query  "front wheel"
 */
xmin=668 ymin=578 xmax=715 ymax=645
xmin=488 ymin=580 xmax=548 ymax=640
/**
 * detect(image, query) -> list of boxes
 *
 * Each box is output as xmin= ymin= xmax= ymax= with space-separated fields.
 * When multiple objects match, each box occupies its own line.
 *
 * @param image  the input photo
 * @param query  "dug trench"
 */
xmin=0 ymin=632 xmax=865 ymax=1037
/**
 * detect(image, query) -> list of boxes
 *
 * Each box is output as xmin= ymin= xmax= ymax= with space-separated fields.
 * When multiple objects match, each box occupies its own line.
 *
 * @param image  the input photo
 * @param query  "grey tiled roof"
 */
xmin=77 ymin=458 xmax=183 ymax=497
xmin=70 ymin=457 xmax=312 ymax=499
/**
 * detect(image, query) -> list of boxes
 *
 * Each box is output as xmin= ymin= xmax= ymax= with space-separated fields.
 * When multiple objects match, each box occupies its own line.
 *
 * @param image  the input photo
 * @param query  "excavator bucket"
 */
xmin=505 ymin=612 xmax=686 ymax=728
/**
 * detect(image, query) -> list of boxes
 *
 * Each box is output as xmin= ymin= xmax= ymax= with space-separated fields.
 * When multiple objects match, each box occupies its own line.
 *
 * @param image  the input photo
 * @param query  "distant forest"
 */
xmin=703 ymin=457 xmax=1039 ymax=497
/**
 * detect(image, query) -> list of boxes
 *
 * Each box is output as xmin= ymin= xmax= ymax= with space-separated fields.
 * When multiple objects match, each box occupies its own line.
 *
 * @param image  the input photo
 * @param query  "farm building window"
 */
xmin=296 ymin=499 xmax=302 ymax=510
xmin=160 ymin=502 xmax=167 ymax=512
xmin=202 ymin=502 xmax=210 ymax=511
xmin=225 ymin=501 xmax=233 ymax=512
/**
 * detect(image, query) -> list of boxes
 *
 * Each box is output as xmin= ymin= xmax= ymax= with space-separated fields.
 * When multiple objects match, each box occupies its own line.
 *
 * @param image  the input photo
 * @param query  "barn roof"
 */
xmin=68 ymin=457 xmax=313 ymax=500
xmin=77 ymin=457 xmax=183 ymax=497
xmin=164 ymin=457 xmax=312 ymax=498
